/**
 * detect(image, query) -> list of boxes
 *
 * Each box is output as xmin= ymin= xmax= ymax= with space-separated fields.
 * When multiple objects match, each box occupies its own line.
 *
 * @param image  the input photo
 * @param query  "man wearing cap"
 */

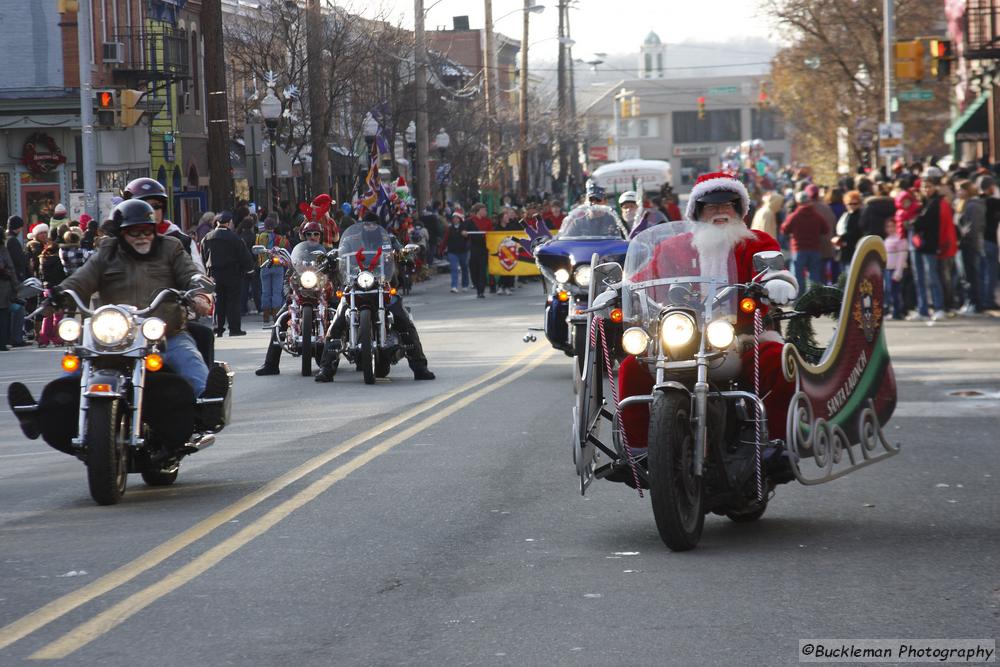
xmin=586 ymin=181 xmax=608 ymax=205
xmin=781 ymin=190 xmax=831 ymax=294
xmin=619 ymin=190 xmax=668 ymax=240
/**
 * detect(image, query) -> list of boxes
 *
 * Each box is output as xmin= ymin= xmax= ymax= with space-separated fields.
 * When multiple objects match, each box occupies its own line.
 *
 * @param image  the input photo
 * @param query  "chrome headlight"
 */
xmin=621 ymin=327 xmax=650 ymax=356
xmin=141 ymin=317 xmax=167 ymax=342
xmin=705 ymin=319 xmax=736 ymax=349
xmin=573 ymin=265 xmax=592 ymax=287
xmin=300 ymin=270 xmax=319 ymax=289
xmin=553 ymin=268 xmax=570 ymax=284
xmin=660 ymin=312 xmax=696 ymax=350
xmin=91 ymin=307 xmax=132 ymax=347
xmin=57 ymin=318 xmax=81 ymax=343
xmin=356 ymin=271 xmax=376 ymax=289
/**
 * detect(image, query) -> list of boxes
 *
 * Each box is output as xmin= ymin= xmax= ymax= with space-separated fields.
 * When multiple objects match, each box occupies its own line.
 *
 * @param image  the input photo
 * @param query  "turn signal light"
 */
xmin=61 ymin=354 xmax=80 ymax=372
xmin=336 ymin=290 xmax=344 ymax=298
xmin=610 ymin=308 xmax=623 ymax=323
xmin=557 ymin=290 xmax=570 ymax=302
xmin=389 ymin=287 xmax=398 ymax=296
xmin=145 ymin=354 xmax=164 ymax=372
xmin=88 ymin=383 xmax=112 ymax=393
xmin=272 ymin=257 xmax=281 ymax=266
xmin=740 ymin=297 xmax=757 ymax=314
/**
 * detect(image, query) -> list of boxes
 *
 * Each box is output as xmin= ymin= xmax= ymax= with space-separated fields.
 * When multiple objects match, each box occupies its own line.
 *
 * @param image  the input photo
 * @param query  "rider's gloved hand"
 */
xmin=762 ymin=270 xmax=798 ymax=306
xmin=191 ymin=293 xmax=213 ymax=317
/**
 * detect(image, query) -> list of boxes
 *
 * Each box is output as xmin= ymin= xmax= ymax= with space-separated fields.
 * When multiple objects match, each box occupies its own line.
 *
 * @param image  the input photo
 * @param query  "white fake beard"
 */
xmin=691 ymin=216 xmax=753 ymax=280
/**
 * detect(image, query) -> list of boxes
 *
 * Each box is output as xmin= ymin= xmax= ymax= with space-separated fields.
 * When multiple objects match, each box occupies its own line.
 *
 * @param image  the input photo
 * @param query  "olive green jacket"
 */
xmin=60 ymin=236 xmax=202 ymax=334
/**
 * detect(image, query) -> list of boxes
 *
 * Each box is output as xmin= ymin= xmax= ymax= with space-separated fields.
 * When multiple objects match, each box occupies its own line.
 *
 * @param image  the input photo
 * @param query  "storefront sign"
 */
xmin=672 ymin=145 xmax=716 ymax=157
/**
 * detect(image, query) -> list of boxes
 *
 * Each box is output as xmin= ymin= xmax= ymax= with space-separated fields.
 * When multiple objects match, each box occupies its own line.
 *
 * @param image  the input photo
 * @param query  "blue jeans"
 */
xmin=9 ymin=301 xmax=25 ymax=344
xmin=259 ymin=264 xmax=285 ymax=310
xmin=911 ymin=251 xmax=944 ymax=316
xmin=884 ymin=271 xmax=903 ymax=319
xmin=792 ymin=250 xmax=823 ymax=295
xmin=447 ymin=251 xmax=470 ymax=289
xmin=982 ymin=240 xmax=999 ymax=307
xmin=164 ymin=331 xmax=208 ymax=396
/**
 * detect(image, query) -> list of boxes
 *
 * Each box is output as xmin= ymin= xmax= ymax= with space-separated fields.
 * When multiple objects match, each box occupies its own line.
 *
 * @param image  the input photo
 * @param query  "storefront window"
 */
xmin=680 ymin=157 xmax=711 ymax=186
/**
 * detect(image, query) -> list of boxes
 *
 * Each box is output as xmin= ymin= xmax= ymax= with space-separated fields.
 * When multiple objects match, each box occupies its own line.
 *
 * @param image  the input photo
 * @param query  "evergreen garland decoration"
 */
xmin=784 ymin=283 xmax=844 ymax=364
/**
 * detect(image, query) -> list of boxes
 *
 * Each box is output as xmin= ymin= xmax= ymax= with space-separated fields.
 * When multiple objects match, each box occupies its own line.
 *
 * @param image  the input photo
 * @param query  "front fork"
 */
xmin=693 ymin=355 xmax=709 ymax=478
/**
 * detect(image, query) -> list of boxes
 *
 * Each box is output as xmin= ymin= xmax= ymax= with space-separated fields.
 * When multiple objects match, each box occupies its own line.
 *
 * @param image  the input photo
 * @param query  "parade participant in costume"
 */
xmin=310 ymin=194 xmax=340 ymax=249
xmin=617 ymin=173 xmax=799 ymax=451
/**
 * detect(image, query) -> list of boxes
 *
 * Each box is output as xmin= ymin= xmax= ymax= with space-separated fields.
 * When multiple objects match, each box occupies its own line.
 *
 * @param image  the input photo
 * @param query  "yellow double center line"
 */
xmin=0 ymin=343 xmax=553 ymax=659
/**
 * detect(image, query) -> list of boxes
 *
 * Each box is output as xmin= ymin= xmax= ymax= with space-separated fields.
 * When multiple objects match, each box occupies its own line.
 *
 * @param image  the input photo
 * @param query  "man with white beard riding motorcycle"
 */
xmin=617 ymin=172 xmax=799 ymax=451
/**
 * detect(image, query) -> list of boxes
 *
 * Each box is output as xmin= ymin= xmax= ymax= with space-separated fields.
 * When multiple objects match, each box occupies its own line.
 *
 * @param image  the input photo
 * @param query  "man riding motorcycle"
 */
xmin=314 ymin=214 xmax=435 ymax=383
xmin=122 ymin=177 xmax=204 ymax=271
xmin=619 ymin=190 xmax=669 ymax=240
xmin=254 ymin=221 xmax=330 ymax=375
xmin=8 ymin=200 xmax=228 ymax=444
xmin=617 ymin=172 xmax=799 ymax=449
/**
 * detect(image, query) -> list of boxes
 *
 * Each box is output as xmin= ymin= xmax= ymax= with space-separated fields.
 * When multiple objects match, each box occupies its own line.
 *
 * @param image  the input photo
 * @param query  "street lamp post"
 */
xmin=405 ymin=121 xmax=418 ymax=207
xmin=517 ymin=2 xmax=545 ymax=203
xmin=260 ymin=83 xmax=282 ymax=216
xmin=435 ymin=127 xmax=450 ymax=206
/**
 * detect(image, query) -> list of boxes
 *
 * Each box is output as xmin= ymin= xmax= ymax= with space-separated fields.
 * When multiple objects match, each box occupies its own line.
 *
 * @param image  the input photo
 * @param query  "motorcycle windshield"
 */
xmin=622 ymin=221 xmax=737 ymax=324
xmin=290 ymin=241 xmax=327 ymax=272
xmin=555 ymin=205 xmax=625 ymax=240
xmin=338 ymin=223 xmax=396 ymax=283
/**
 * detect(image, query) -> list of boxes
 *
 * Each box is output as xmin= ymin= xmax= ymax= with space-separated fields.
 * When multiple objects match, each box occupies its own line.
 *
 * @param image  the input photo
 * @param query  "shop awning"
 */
xmin=945 ymin=91 xmax=990 ymax=144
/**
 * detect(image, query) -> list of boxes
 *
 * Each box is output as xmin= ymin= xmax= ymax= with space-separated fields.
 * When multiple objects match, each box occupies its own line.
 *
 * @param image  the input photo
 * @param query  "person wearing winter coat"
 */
xmin=833 ymin=190 xmax=865 ymax=266
xmin=37 ymin=236 xmax=66 ymax=346
xmin=954 ymin=180 xmax=986 ymax=313
xmin=440 ymin=212 xmax=472 ymax=292
xmin=780 ymin=192 xmax=831 ymax=294
xmin=59 ymin=228 xmax=90 ymax=277
xmin=750 ymin=191 xmax=782 ymax=239
xmin=883 ymin=218 xmax=908 ymax=320
xmin=906 ymin=175 xmax=949 ymax=321
xmin=0 ymin=243 xmax=18 ymax=351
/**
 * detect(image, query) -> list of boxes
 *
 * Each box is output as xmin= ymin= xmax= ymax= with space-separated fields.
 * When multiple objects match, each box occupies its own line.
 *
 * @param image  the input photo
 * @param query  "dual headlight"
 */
xmin=552 ymin=266 xmax=593 ymax=287
xmin=620 ymin=315 xmax=736 ymax=357
xmin=356 ymin=271 xmax=376 ymax=289
xmin=300 ymin=270 xmax=320 ymax=289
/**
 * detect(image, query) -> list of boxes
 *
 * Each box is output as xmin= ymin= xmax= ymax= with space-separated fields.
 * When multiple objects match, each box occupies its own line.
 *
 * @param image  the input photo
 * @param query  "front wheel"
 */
xmin=573 ymin=322 xmax=587 ymax=377
xmin=86 ymin=399 xmax=129 ymax=505
xmin=359 ymin=309 xmax=376 ymax=385
xmin=301 ymin=305 xmax=314 ymax=377
xmin=648 ymin=391 xmax=704 ymax=551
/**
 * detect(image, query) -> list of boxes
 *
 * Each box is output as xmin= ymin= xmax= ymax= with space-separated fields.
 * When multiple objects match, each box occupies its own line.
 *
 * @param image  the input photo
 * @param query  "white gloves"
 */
xmin=762 ymin=269 xmax=799 ymax=305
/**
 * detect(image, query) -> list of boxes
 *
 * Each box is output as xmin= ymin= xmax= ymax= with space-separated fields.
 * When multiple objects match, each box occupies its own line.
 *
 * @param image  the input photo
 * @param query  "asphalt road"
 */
xmin=0 ymin=275 xmax=997 ymax=666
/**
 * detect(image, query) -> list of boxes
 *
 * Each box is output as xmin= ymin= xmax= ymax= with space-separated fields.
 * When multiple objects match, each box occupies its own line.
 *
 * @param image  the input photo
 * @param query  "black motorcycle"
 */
xmin=8 ymin=283 xmax=233 ymax=505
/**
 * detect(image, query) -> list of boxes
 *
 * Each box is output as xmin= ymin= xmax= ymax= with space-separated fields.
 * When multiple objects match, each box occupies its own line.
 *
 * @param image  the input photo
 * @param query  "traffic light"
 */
xmin=930 ymin=39 xmax=953 ymax=80
xmin=620 ymin=96 xmax=632 ymax=118
xmin=120 ymin=89 xmax=146 ymax=128
xmin=697 ymin=96 xmax=706 ymax=120
xmin=631 ymin=95 xmax=640 ymax=117
xmin=58 ymin=0 xmax=80 ymax=12
xmin=757 ymin=83 xmax=770 ymax=109
xmin=95 ymin=89 xmax=117 ymax=127
xmin=894 ymin=40 xmax=924 ymax=81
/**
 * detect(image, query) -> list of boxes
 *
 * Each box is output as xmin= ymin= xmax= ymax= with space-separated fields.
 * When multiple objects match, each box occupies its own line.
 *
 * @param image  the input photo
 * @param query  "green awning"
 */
xmin=945 ymin=91 xmax=990 ymax=144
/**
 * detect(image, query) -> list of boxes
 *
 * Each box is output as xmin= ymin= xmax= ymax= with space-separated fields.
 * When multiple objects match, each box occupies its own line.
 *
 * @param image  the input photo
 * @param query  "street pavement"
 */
xmin=0 ymin=275 xmax=997 ymax=666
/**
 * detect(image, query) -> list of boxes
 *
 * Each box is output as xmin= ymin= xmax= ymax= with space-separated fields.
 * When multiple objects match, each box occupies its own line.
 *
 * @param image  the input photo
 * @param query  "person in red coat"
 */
xmin=310 ymin=194 xmax=340 ymax=249
xmin=618 ymin=173 xmax=798 ymax=451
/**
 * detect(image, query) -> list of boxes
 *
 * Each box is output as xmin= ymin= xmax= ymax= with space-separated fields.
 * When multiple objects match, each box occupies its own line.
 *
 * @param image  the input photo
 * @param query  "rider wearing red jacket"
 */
xmin=618 ymin=173 xmax=799 ymax=449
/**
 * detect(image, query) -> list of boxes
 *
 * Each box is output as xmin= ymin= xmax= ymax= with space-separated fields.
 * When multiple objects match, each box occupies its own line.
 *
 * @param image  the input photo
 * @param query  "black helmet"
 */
xmin=112 ymin=199 xmax=156 ymax=229
xmin=123 ymin=177 xmax=167 ymax=203
xmin=586 ymin=180 xmax=606 ymax=202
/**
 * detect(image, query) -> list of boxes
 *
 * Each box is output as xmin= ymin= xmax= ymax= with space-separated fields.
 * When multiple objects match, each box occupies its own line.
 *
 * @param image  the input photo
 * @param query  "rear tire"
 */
xmin=86 ymin=399 xmax=128 ymax=506
xmin=648 ymin=391 xmax=704 ymax=551
xmin=301 ymin=305 xmax=313 ymax=377
xmin=141 ymin=464 xmax=179 ymax=487
xmin=359 ymin=309 xmax=376 ymax=385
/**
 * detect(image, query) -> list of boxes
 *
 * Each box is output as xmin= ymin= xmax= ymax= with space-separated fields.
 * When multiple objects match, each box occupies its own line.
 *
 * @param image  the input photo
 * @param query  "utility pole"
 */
xmin=415 ymin=0 xmax=430 ymax=211
xmin=566 ymin=7 xmax=579 ymax=200
xmin=518 ymin=0 xmax=530 ymax=202
xmin=556 ymin=0 xmax=567 ymax=203
xmin=883 ymin=0 xmax=894 ymax=172
xmin=484 ymin=0 xmax=497 ymax=192
xmin=306 ymin=0 xmax=329 ymax=198
xmin=203 ymin=0 xmax=234 ymax=210
xmin=77 ymin=0 xmax=98 ymax=220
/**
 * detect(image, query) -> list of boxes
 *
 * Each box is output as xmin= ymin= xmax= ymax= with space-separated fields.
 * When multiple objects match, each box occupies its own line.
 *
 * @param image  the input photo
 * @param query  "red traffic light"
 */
xmin=696 ymin=96 xmax=705 ymax=105
xmin=97 ymin=90 xmax=115 ymax=109
xmin=930 ymin=39 xmax=952 ymax=59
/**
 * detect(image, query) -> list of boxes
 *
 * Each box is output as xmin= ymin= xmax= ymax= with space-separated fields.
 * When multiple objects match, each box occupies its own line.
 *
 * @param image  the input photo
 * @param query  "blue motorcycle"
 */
xmin=534 ymin=205 xmax=628 ymax=367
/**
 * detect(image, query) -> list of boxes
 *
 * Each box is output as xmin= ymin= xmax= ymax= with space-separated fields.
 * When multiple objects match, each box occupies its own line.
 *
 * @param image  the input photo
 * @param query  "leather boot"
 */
xmin=255 ymin=342 xmax=282 ymax=376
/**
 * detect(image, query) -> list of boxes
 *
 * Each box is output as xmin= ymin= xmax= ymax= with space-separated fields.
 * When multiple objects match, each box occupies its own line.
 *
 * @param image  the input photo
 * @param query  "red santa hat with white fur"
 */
xmin=685 ymin=171 xmax=751 ymax=221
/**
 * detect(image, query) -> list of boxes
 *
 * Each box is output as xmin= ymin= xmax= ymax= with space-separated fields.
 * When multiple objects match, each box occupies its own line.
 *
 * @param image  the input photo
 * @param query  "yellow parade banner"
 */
xmin=486 ymin=231 xmax=540 ymax=276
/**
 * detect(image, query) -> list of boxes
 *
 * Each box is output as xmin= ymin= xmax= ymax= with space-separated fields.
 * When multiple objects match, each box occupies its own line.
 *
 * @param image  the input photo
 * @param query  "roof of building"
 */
xmin=644 ymin=31 xmax=662 ymax=46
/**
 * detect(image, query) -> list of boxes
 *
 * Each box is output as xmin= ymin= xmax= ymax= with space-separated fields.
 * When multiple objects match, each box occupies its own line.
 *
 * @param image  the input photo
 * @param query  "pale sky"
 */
xmin=364 ymin=0 xmax=777 ymax=62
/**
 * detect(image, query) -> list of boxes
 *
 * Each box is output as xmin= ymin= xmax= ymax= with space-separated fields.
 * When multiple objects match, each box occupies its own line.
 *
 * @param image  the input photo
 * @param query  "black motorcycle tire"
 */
xmin=375 ymin=353 xmax=391 ymax=378
xmin=359 ymin=309 xmax=376 ymax=385
xmin=648 ymin=391 xmax=705 ymax=551
xmin=301 ymin=305 xmax=314 ymax=377
xmin=86 ymin=398 xmax=129 ymax=506
xmin=141 ymin=464 xmax=179 ymax=487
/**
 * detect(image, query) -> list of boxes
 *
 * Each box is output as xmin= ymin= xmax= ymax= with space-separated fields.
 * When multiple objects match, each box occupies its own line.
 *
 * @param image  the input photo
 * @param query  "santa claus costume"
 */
xmin=618 ymin=172 xmax=798 ymax=452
